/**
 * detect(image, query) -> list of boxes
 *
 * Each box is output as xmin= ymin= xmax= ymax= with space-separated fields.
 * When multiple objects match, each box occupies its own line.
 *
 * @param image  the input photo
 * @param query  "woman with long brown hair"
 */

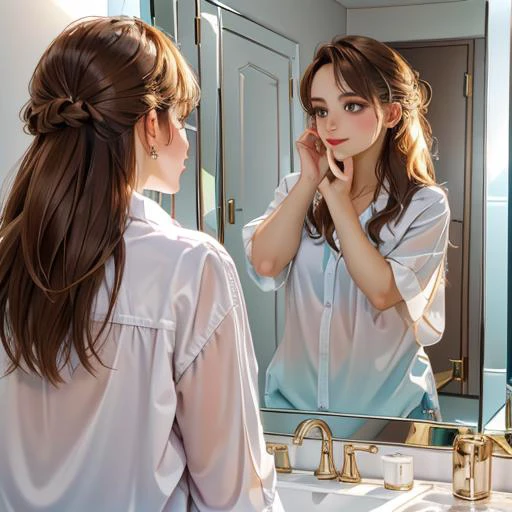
xmin=244 ymin=35 xmax=450 ymax=424
xmin=0 ymin=16 xmax=281 ymax=511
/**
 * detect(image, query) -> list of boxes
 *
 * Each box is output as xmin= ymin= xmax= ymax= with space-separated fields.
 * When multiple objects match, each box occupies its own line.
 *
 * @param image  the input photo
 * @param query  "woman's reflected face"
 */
xmin=310 ymin=63 xmax=384 ymax=161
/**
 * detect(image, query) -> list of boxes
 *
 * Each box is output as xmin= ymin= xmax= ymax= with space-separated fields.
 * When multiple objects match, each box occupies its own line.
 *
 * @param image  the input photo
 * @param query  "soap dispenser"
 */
xmin=452 ymin=434 xmax=492 ymax=501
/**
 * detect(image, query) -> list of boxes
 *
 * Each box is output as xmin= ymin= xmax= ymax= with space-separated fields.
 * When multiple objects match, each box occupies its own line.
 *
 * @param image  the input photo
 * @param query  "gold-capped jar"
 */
xmin=452 ymin=434 xmax=492 ymax=501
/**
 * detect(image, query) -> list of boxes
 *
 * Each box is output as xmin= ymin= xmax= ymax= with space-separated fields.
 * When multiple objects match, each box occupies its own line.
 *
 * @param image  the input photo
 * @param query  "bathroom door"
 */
xmin=221 ymin=10 xmax=297 ymax=402
xmin=392 ymin=41 xmax=478 ymax=395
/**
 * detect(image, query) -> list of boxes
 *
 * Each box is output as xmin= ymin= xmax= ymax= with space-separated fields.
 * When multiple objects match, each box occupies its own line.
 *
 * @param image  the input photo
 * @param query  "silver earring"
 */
xmin=150 ymin=145 xmax=158 ymax=160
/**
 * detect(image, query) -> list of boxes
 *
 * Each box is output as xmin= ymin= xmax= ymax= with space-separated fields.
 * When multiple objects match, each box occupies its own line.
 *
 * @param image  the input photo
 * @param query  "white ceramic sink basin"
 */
xmin=277 ymin=472 xmax=431 ymax=512
xmin=278 ymin=486 xmax=385 ymax=511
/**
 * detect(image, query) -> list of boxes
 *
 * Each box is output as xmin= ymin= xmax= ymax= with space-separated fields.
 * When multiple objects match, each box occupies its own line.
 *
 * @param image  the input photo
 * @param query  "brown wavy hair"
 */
xmin=0 ymin=16 xmax=199 ymax=384
xmin=300 ymin=35 xmax=436 ymax=251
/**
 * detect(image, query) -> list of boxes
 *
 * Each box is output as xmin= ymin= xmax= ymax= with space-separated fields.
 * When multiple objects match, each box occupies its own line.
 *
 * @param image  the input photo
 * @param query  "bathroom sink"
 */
xmin=278 ymin=486 xmax=385 ymax=511
xmin=277 ymin=472 xmax=432 ymax=512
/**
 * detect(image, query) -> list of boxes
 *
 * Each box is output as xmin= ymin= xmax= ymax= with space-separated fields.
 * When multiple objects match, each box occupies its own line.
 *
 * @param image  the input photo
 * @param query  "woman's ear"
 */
xmin=144 ymin=110 xmax=158 ymax=145
xmin=385 ymin=102 xmax=402 ymax=128
xmin=135 ymin=109 xmax=158 ymax=154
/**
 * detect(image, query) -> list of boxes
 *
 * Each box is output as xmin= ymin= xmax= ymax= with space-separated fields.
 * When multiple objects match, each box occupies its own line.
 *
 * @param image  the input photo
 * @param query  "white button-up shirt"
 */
xmin=0 ymin=192 xmax=282 ymax=512
xmin=243 ymin=174 xmax=450 ymax=425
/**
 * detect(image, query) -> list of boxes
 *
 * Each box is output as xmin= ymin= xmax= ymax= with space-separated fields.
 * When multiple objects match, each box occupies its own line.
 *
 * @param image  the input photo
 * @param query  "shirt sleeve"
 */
xmin=173 ymin=244 xmax=283 ymax=511
xmin=242 ymin=174 xmax=299 ymax=292
xmin=384 ymin=187 xmax=450 ymax=325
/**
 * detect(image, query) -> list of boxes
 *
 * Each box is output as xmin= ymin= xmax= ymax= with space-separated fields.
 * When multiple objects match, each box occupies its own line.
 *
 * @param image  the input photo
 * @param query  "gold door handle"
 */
xmin=227 ymin=198 xmax=235 ymax=224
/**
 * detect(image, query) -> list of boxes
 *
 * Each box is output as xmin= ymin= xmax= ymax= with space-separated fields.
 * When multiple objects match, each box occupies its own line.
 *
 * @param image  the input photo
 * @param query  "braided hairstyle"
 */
xmin=0 ymin=16 xmax=199 ymax=384
xmin=25 ymin=97 xmax=104 ymax=134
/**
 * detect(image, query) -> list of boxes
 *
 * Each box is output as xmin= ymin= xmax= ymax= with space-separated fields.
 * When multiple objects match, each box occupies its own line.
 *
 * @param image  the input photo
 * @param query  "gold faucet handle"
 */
xmin=338 ymin=443 xmax=379 ymax=483
xmin=266 ymin=442 xmax=292 ymax=473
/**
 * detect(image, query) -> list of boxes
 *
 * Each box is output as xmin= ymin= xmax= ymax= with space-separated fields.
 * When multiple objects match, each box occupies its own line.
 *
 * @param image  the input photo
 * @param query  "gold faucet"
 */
xmin=339 ymin=443 xmax=379 ymax=483
xmin=293 ymin=419 xmax=338 ymax=480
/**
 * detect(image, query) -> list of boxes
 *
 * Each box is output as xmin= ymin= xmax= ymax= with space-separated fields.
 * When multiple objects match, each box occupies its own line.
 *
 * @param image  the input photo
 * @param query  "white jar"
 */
xmin=381 ymin=453 xmax=414 ymax=491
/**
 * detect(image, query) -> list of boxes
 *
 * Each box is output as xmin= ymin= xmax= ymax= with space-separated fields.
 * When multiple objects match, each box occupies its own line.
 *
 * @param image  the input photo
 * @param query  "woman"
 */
xmin=0 ymin=16 xmax=281 ymax=511
xmin=244 ymin=35 xmax=450 ymax=422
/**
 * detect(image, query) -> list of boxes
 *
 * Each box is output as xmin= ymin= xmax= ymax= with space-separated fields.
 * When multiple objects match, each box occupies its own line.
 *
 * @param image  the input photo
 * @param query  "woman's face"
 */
xmin=310 ymin=63 xmax=385 ymax=162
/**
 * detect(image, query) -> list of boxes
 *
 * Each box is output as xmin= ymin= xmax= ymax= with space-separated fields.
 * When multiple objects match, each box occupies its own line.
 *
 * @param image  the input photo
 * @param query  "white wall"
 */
xmin=0 ymin=0 xmax=108 ymax=188
xmin=346 ymin=0 xmax=486 ymax=42
xmin=108 ymin=0 xmax=141 ymax=18
xmin=220 ymin=0 xmax=347 ymax=73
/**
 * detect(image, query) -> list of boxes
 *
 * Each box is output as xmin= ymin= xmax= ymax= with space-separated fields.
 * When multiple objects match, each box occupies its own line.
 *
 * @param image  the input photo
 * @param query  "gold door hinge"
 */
xmin=506 ymin=389 xmax=511 ymax=430
xmin=464 ymin=73 xmax=472 ymax=97
xmin=194 ymin=16 xmax=201 ymax=45
xmin=289 ymin=78 xmax=294 ymax=99
xmin=435 ymin=358 xmax=466 ymax=391
xmin=227 ymin=198 xmax=236 ymax=224
xmin=451 ymin=358 xmax=465 ymax=381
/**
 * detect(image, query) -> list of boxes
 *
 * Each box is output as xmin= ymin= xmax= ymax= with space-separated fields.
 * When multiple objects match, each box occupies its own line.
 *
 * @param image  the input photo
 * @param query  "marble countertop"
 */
xmin=394 ymin=481 xmax=512 ymax=511
xmin=275 ymin=471 xmax=512 ymax=511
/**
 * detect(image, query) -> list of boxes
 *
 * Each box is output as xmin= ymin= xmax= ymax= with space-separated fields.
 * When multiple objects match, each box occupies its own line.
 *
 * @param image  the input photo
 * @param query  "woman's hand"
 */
xmin=318 ymin=150 xmax=354 ymax=197
xmin=295 ymin=128 xmax=329 ymax=186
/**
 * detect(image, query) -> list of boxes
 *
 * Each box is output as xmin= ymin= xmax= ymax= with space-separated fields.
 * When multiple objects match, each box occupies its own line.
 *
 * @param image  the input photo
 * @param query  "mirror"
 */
xmin=151 ymin=0 xmax=511 ymax=444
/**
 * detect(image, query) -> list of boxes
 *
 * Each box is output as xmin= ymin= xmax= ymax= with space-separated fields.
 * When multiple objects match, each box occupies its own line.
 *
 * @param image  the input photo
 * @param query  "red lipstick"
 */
xmin=326 ymin=138 xmax=348 ymax=146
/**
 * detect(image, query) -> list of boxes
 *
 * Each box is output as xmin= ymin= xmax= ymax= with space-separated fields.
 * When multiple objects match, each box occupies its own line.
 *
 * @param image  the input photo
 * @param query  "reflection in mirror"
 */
xmin=198 ymin=1 xmax=221 ymax=239
xmin=226 ymin=0 xmax=486 ymax=431
xmin=244 ymin=33 xmax=452 ymax=425
xmin=155 ymin=0 xmax=512 ymax=445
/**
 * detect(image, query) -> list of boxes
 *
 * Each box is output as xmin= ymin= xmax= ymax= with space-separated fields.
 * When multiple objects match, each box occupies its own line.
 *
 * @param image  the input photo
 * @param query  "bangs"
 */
xmin=170 ymin=50 xmax=200 ymax=119
xmin=332 ymin=53 xmax=377 ymax=103
xmin=301 ymin=43 xmax=389 ymax=116
xmin=146 ymin=24 xmax=200 ymax=120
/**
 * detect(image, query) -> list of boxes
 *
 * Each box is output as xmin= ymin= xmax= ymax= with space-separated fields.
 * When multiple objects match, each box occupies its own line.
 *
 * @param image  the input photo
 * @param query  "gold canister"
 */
xmin=452 ymin=434 xmax=492 ymax=501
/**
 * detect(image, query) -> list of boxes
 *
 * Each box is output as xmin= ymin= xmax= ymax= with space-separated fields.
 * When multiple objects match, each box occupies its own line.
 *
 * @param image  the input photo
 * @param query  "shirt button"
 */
xmin=325 ymin=302 xmax=331 ymax=308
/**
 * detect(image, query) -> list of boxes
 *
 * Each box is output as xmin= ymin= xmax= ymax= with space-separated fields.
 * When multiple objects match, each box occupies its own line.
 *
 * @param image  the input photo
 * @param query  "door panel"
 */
xmin=395 ymin=43 xmax=471 ymax=394
xmin=397 ymin=45 xmax=468 ymax=221
xmin=222 ymin=28 xmax=291 ymax=401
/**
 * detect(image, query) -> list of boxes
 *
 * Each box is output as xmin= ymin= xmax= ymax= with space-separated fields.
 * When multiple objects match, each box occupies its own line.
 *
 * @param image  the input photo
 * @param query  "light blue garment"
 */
xmin=243 ymin=173 xmax=449 ymax=421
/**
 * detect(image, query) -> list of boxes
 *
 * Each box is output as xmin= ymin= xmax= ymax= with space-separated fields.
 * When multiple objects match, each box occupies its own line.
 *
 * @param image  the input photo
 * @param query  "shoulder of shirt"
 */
xmin=128 ymin=191 xmax=233 ymax=267
xmin=409 ymin=184 xmax=450 ymax=213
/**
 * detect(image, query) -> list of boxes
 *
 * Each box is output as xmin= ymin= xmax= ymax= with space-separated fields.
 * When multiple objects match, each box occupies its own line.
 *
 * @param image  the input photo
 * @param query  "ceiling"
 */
xmin=336 ymin=0 xmax=464 ymax=8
